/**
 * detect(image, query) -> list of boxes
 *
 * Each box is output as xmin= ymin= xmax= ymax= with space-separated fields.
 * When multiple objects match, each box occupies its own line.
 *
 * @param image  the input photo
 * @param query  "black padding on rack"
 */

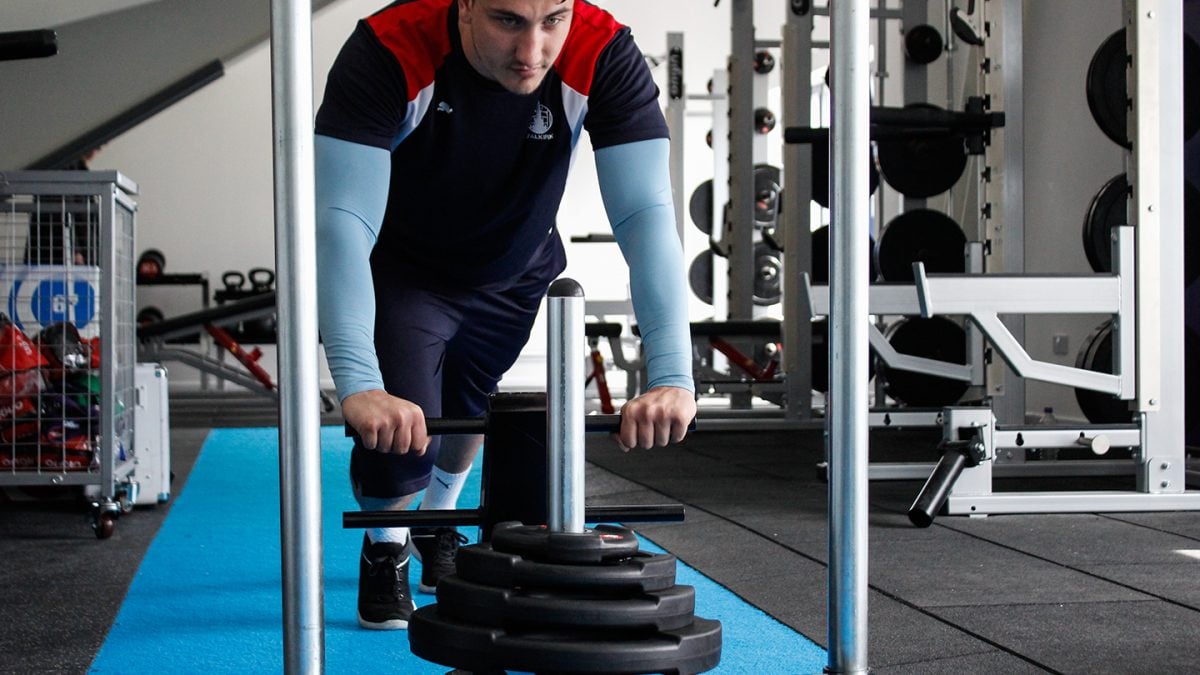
xmin=633 ymin=321 xmax=781 ymax=338
xmin=585 ymin=322 xmax=622 ymax=339
xmin=136 ymin=291 xmax=275 ymax=339
xmin=0 ymin=30 xmax=57 ymax=61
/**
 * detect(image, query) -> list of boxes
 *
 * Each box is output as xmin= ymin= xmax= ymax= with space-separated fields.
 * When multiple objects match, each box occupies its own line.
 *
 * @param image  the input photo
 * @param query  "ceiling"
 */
xmin=0 ymin=0 xmax=162 ymax=32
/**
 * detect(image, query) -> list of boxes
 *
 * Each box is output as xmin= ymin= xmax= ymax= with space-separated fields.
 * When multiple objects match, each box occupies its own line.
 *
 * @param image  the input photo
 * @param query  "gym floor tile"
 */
xmin=936 ymin=512 xmax=1200 ymax=565
xmin=635 ymin=515 xmax=785 ymax=585
xmin=1078 ymin=562 xmax=1200 ymax=608
xmin=0 ymin=427 xmax=205 ymax=673
xmin=590 ymin=438 xmax=761 ymax=475
xmin=865 ymin=534 xmax=1148 ymax=608
xmin=731 ymin=507 xmax=952 ymax=548
xmin=865 ymin=589 xmax=1021 ymax=669
xmin=632 ymin=475 xmax=818 ymax=516
xmin=1102 ymin=511 xmax=1200 ymax=540
xmin=712 ymin=567 xmax=830 ymax=646
xmin=724 ymin=572 xmax=1025 ymax=670
xmin=933 ymin=600 xmax=1200 ymax=673
xmin=868 ymin=649 xmax=1047 ymax=675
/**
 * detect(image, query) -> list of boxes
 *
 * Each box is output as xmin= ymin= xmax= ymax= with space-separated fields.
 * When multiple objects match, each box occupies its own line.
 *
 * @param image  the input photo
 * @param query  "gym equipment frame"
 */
xmin=817 ymin=0 xmax=1198 ymax=517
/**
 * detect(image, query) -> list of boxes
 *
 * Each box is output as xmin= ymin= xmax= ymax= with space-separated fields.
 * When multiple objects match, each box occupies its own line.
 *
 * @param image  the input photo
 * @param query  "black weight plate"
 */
xmin=456 ymin=544 xmax=677 ymax=593
xmin=1082 ymin=174 xmax=1130 ymax=274
xmin=1085 ymin=32 xmax=1200 ymax=146
xmin=810 ymin=318 xmax=876 ymax=393
xmin=436 ymin=575 xmax=697 ymax=632
xmin=880 ymin=316 xmax=969 ymax=407
xmin=1086 ymin=29 xmax=1130 ymax=149
xmin=689 ymin=180 xmax=714 ymax=234
xmin=904 ymin=24 xmax=944 ymax=65
xmin=753 ymin=241 xmax=782 ymax=306
xmin=689 ymin=250 xmax=714 ymax=305
xmin=1074 ymin=320 xmax=1133 ymax=424
xmin=810 ymin=225 xmax=878 ymax=283
xmin=812 ymin=141 xmax=880 ymax=208
xmin=1082 ymin=176 xmax=1197 ymax=281
xmin=410 ymin=608 xmax=723 ymax=675
xmin=491 ymin=523 xmax=640 ymax=564
xmin=875 ymin=209 xmax=967 ymax=281
xmin=876 ymin=104 xmax=968 ymax=198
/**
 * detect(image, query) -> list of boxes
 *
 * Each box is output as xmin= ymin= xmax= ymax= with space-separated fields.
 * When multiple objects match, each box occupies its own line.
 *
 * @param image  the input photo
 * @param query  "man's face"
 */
xmin=459 ymin=0 xmax=573 ymax=95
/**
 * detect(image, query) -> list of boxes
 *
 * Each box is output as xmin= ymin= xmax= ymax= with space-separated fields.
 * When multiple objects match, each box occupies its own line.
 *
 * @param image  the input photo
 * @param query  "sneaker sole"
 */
xmin=357 ymin=611 xmax=411 ymax=630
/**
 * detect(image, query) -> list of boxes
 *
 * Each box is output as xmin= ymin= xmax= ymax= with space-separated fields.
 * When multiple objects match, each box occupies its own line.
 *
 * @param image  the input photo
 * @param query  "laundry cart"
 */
xmin=0 ymin=171 xmax=139 ymax=538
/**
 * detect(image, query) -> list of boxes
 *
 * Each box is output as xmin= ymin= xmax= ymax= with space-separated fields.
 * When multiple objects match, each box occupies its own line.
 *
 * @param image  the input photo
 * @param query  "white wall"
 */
xmin=1020 ymin=0 xmax=1125 ymax=421
xmin=95 ymin=0 xmax=785 ymax=391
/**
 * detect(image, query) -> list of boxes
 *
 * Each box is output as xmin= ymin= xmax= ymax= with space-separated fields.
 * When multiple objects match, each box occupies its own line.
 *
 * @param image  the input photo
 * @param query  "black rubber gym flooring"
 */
xmin=587 ymin=428 xmax=1200 ymax=674
xmin=2 ymin=416 xmax=1198 ymax=673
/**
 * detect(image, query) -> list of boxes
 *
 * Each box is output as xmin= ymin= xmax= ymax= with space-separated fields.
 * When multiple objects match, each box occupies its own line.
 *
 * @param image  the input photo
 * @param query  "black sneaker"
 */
xmin=357 ymin=534 xmax=415 ymax=630
xmin=411 ymin=526 xmax=468 ymax=593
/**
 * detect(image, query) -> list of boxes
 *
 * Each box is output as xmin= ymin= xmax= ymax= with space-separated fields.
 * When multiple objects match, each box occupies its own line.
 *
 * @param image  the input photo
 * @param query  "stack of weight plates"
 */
xmin=410 ymin=522 xmax=722 ymax=674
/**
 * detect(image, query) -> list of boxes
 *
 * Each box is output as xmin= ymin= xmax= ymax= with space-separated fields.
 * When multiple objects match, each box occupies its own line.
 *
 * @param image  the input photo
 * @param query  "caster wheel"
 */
xmin=94 ymin=513 xmax=116 ymax=539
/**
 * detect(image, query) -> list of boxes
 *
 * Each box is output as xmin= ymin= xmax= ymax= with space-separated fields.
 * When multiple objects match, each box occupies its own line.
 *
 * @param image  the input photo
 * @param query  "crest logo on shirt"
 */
xmin=528 ymin=102 xmax=554 ymax=140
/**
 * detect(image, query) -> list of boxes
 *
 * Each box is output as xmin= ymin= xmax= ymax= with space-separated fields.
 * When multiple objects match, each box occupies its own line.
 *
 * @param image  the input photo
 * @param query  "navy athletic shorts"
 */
xmin=350 ymin=234 xmax=567 ymax=498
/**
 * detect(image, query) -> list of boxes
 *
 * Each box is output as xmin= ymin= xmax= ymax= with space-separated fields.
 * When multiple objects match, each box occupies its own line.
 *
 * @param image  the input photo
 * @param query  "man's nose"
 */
xmin=515 ymin=29 xmax=544 ymax=65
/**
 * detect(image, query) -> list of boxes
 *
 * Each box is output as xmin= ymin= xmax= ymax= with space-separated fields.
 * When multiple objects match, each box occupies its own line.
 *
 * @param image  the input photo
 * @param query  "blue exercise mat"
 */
xmin=90 ymin=427 xmax=825 ymax=674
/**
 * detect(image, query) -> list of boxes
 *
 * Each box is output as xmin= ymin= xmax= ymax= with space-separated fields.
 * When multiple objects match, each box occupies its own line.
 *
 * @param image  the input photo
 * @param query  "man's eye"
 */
xmin=499 ymin=16 xmax=522 ymax=27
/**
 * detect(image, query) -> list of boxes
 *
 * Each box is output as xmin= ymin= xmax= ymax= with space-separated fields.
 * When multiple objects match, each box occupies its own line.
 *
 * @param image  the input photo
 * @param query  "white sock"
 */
xmin=419 ymin=466 xmax=470 ymax=511
xmin=357 ymin=495 xmax=409 ymax=545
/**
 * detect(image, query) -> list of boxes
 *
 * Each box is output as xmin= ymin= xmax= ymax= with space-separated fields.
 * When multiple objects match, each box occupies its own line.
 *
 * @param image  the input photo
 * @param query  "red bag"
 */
xmin=0 ymin=315 xmax=49 ymax=373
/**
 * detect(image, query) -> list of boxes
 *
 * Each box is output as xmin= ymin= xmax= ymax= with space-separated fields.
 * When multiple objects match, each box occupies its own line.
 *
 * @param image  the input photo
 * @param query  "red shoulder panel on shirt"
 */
xmin=556 ymin=0 xmax=624 ymax=96
xmin=367 ymin=0 xmax=454 ymax=100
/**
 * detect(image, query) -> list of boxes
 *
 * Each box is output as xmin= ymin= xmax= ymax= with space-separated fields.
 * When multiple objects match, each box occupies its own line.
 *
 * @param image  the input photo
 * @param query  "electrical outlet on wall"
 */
xmin=1052 ymin=334 xmax=1070 ymax=356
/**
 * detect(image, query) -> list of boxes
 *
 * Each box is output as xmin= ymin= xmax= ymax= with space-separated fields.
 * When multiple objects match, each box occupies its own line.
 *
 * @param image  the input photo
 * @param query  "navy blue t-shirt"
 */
xmin=315 ymin=0 xmax=668 ymax=285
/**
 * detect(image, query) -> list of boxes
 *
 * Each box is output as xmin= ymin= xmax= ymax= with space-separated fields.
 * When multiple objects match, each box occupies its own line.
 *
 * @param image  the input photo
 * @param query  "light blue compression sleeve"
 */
xmin=594 ymin=138 xmax=695 ymax=393
xmin=315 ymin=134 xmax=391 ymax=401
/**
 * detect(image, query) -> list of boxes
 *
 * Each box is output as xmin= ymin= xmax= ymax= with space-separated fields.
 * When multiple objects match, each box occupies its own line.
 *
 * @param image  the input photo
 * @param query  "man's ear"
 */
xmin=458 ymin=0 xmax=473 ymax=22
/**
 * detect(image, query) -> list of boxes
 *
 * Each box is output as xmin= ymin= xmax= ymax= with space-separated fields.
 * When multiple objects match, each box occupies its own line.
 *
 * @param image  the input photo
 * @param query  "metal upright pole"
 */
xmin=728 ymin=0 xmax=756 ymax=322
xmin=547 ymin=278 xmax=586 ymax=533
xmin=666 ymin=32 xmax=687 ymax=244
xmin=269 ymin=1 xmax=324 ymax=672
xmin=782 ymin=4 xmax=814 ymax=421
xmin=827 ymin=0 xmax=871 ymax=672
